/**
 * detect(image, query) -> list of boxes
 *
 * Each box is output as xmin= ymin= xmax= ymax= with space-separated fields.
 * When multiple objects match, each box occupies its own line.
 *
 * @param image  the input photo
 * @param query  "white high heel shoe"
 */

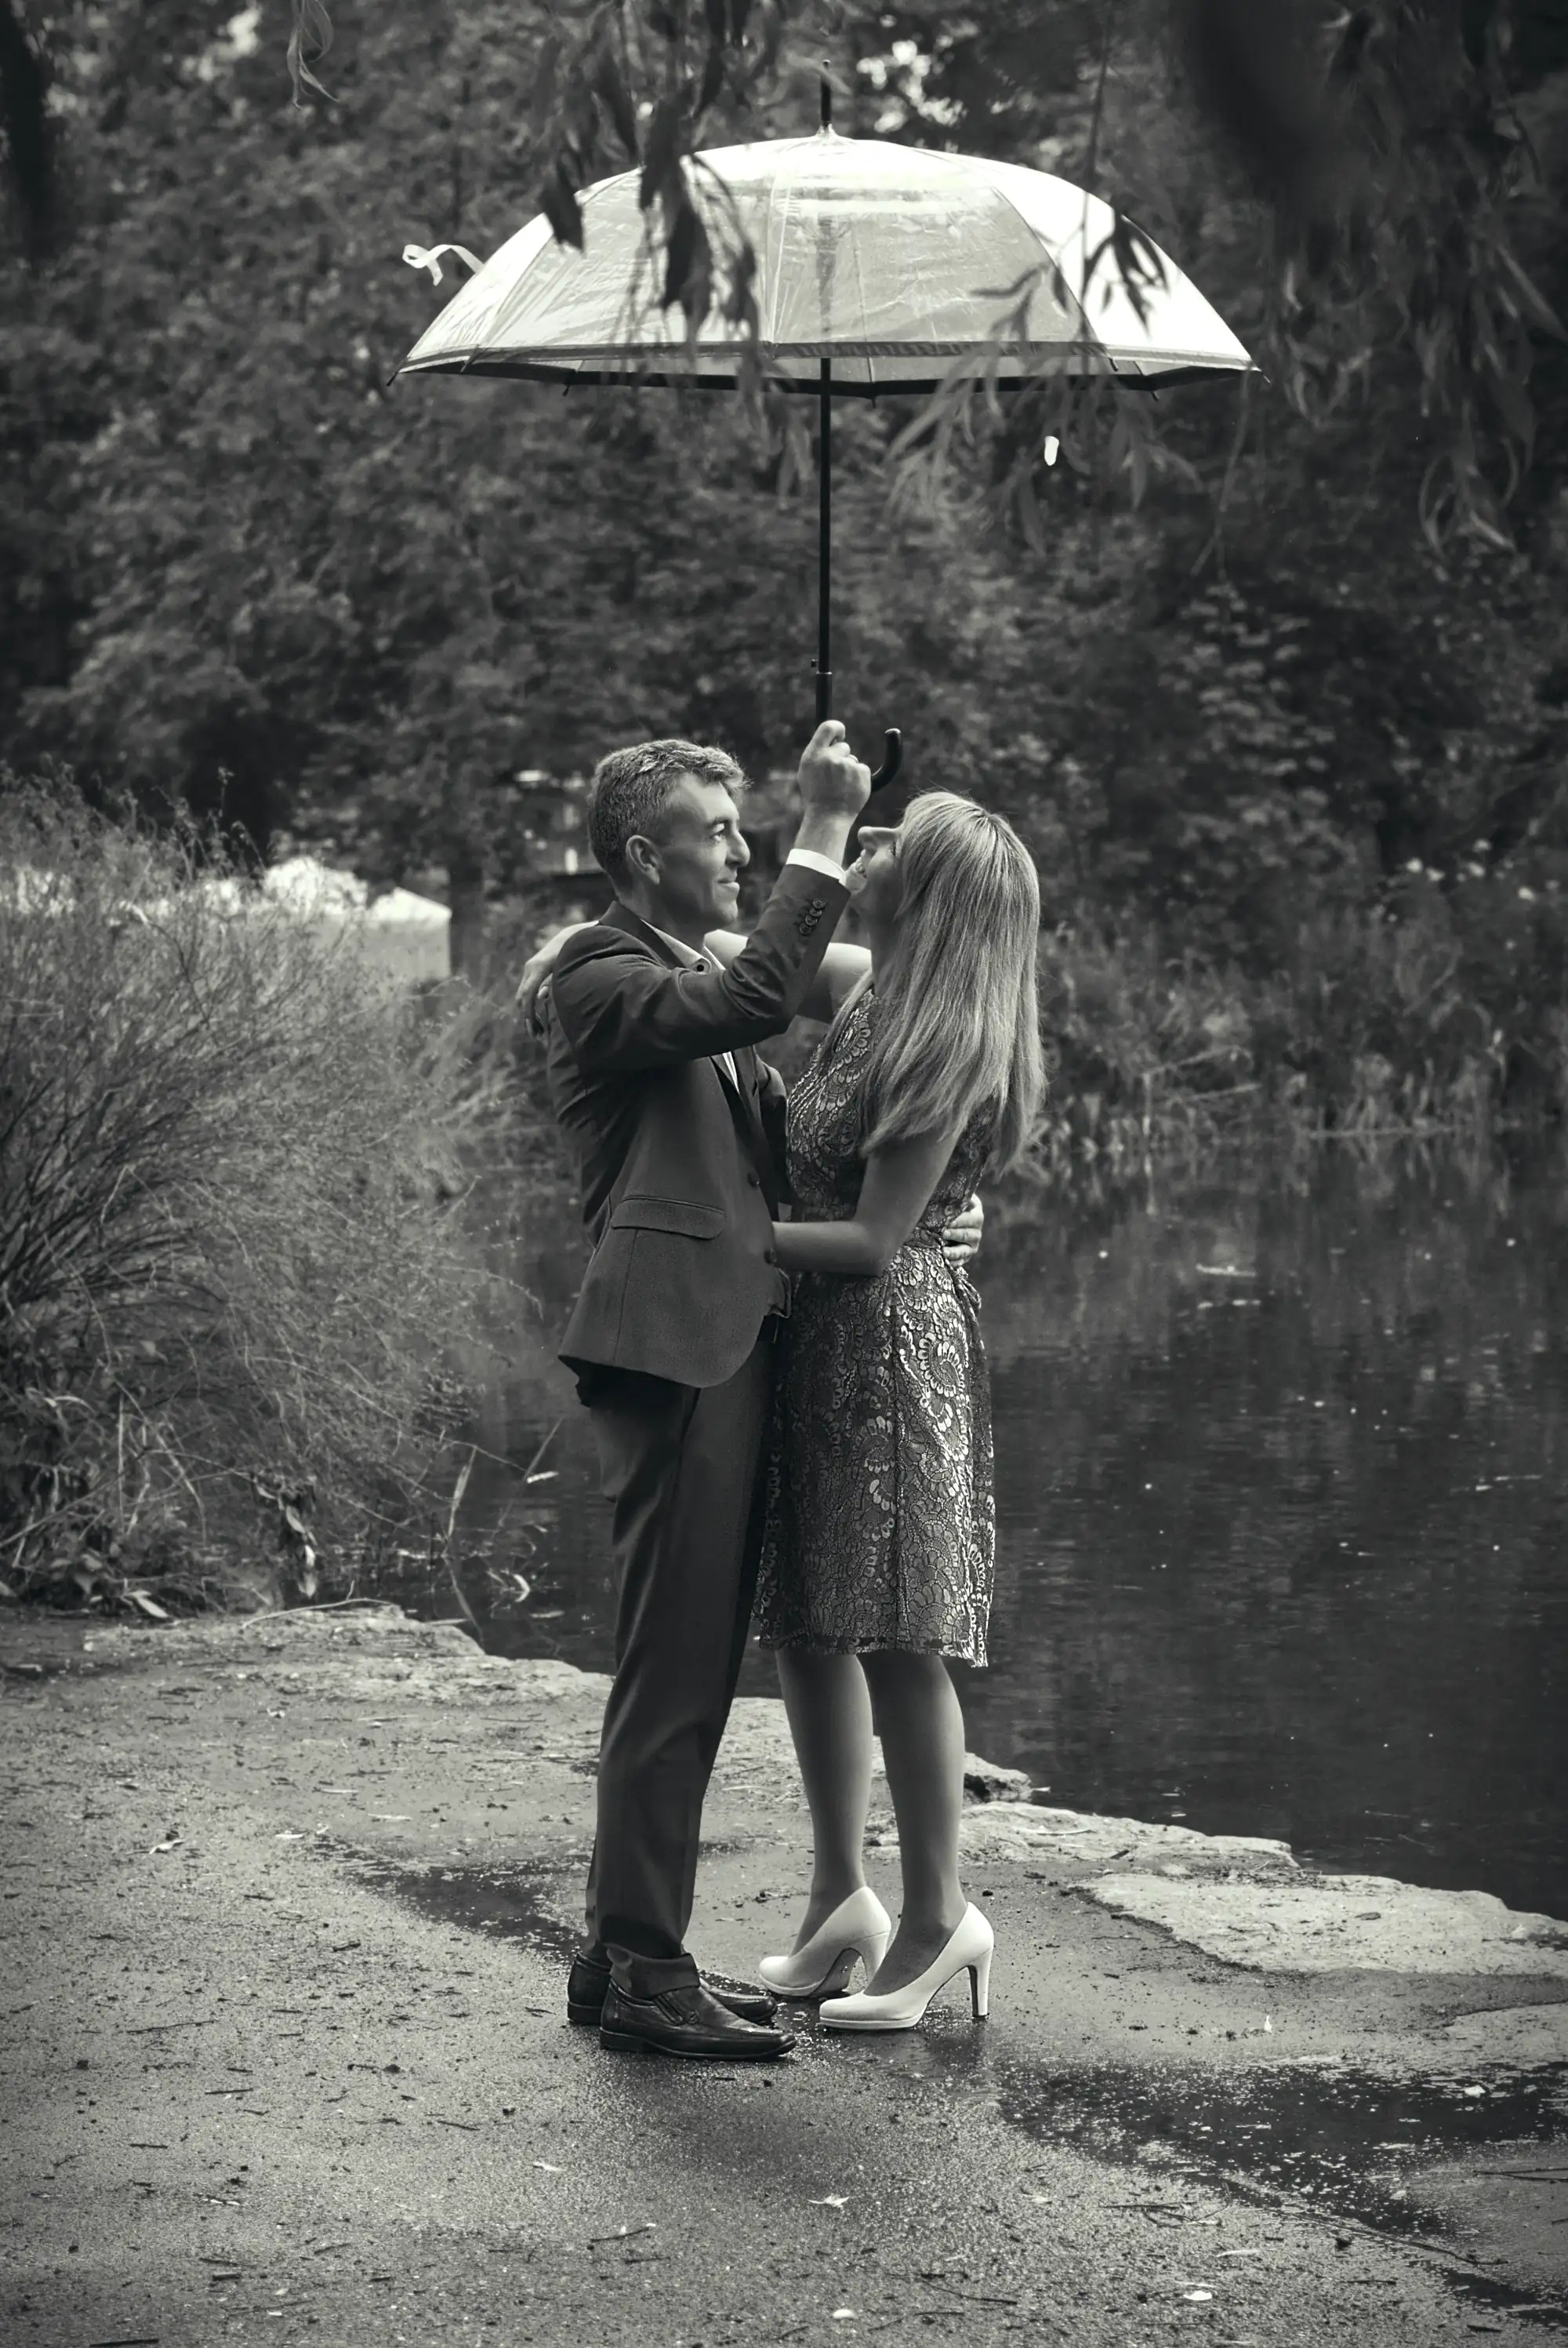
xmin=757 ymin=1886 xmax=892 ymax=2000
xmin=818 ymin=1903 xmax=993 ymax=2032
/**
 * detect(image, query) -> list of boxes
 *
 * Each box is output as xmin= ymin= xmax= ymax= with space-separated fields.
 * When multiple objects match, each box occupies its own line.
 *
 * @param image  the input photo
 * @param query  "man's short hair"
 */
xmin=586 ymin=739 xmax=746 ymax=889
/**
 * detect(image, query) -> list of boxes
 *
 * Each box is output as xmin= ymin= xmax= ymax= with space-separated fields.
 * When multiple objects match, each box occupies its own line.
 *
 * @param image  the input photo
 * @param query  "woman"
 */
xmin=739 ymin=791 xmax=1044 ymax=2031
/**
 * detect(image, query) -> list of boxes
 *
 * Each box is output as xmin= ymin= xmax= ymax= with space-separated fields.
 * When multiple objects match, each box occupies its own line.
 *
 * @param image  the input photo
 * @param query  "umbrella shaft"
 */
xmin=816 ymin=75 xmax=833 ymax=718
xmin=815 ymin=357 xmax=832 ymax=722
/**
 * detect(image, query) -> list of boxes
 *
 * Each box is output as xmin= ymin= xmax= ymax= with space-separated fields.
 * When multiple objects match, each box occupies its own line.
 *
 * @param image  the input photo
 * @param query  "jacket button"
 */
xmin=763 ymin=1248 xmax=777 ymax=1267
xmin=746 ymin=1172 xmax=761 ymax=1188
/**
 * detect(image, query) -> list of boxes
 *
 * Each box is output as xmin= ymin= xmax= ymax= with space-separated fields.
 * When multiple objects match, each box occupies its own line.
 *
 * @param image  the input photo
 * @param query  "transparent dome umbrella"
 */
xmin=401 ymin=91 xmax=1252 ymax=787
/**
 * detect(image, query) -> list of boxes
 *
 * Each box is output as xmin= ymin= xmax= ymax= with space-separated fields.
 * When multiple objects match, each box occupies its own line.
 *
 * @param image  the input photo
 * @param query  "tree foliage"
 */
xmin=2 ymin=0 xmax=1568 ymax=992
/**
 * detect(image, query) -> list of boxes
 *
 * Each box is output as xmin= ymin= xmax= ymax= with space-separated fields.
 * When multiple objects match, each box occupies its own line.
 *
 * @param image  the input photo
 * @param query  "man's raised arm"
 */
xmin=550 ymin=725 xmax=868 ymax=1075
xmin=699 ymin=930 xmax=871 ymax=1028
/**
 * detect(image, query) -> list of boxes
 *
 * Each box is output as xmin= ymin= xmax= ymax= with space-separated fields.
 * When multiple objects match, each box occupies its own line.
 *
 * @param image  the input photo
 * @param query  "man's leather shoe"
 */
xmin=598 ymin=1975 xmax=795 ymax=2062
xmin=567 ymin=1951 xmax=777 ymax=2029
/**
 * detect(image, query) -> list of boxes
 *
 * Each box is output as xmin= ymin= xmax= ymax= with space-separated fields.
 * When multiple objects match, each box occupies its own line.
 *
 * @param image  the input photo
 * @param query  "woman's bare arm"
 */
xmin=511 ymin=911 xmax=866 ymax=1027
xmin=703 ymin=926 xmax=870 ymax=1024
xmin=770 ymin=1122 xmax=967 ymax=1278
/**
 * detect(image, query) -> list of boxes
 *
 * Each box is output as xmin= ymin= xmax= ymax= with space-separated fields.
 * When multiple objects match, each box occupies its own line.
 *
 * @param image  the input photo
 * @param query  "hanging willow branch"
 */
xmin=283 ymin=0 xmax=1563 ymax=552
xmin=285 ymin=0 xmax=335 ymax=104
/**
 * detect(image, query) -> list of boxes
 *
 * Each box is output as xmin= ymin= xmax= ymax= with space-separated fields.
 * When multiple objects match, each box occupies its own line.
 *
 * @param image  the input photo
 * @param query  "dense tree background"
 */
xmin=4 ymin=0 xmax=1568 ymax=1055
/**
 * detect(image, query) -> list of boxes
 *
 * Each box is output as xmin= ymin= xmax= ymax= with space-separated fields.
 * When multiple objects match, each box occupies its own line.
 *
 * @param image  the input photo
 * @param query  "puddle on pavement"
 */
xmin=1001 ymin=2054 xmax=1568 ymax=2223
xmin=1000 ymin=2055 xmax=1568 ymax=2323
xmin=355 ymin=1859 xmax=582 ymax=1965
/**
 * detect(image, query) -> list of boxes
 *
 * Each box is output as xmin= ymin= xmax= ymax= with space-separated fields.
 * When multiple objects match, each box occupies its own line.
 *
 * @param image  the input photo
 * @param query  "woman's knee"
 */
xmin=860 ymin=1648 xmax=953 ymax=1704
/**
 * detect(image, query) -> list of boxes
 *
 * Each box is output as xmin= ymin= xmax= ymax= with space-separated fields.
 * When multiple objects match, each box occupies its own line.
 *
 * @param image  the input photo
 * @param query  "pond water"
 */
xmin=439 ymin=1142 xmax=1568 ymax=1922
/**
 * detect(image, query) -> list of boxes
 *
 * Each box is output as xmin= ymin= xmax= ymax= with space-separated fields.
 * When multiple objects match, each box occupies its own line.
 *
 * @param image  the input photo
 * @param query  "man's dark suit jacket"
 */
xmin=545 ymin=862 xmax=849 ymax=1391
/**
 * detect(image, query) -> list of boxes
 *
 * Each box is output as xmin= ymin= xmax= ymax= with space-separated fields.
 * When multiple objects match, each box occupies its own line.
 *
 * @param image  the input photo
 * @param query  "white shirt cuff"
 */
xmin=785 ymin=846 xmax=847 ymax=881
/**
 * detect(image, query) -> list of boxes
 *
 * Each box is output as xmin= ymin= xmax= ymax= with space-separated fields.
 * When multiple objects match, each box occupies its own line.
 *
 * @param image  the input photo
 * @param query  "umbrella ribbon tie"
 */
xmin=402 ymin=242 xmax=483 ymax=287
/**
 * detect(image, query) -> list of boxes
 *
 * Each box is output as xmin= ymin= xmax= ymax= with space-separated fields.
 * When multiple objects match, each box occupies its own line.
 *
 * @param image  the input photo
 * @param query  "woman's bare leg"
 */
xmin=775 ymin=1648 xmax=876 ymax=1947
xmin=859 ymin=1649 xmax=970 ymax=1992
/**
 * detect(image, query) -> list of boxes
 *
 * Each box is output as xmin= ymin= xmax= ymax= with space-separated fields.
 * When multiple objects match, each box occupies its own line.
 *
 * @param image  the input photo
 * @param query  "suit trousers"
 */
xmin=582 ymin=1328 xmax=776 ymax=1959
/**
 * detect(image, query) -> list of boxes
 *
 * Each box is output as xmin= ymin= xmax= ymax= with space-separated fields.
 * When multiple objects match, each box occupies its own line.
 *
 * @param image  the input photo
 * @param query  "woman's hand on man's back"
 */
xmin=941 ymin=1192 xmax=984 ymax=1266
xmin=515 ymin=921 xmax=595 ymax=1025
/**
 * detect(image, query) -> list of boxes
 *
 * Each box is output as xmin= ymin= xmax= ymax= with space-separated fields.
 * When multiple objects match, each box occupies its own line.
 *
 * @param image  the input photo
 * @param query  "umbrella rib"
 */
xmin=758 ymin=142 xmax=814 ymax=351
xmin=848 ymin=198 xmax=877 ymax=392
xmin=760 ymin=164 xmax=784 ymax=351
xmin=982 ymin=178 xmax=1103 ymax=368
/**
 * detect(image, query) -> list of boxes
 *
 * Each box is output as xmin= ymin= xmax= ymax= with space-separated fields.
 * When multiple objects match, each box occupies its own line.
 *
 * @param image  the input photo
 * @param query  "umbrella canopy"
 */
xmin=401 ymin=126 xmax=1251 ymax=394
xmin=401 ymin=117 xmax=1251 ymax=785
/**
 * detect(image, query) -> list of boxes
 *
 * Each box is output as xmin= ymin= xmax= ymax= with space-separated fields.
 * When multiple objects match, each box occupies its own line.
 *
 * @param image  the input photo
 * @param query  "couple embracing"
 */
xmin=521 ymin=720 xmax=1043 ymax=2063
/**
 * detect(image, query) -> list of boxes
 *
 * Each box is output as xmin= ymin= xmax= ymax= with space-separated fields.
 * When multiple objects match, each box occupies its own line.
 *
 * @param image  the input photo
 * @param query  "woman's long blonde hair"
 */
xmin=835 ymin=791 xmax=1045 ymax=1176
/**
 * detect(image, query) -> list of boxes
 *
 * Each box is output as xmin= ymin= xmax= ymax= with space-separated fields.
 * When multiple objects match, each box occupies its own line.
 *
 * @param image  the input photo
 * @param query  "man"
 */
xmin=530 ymin=721 xmax=975 ymax=2063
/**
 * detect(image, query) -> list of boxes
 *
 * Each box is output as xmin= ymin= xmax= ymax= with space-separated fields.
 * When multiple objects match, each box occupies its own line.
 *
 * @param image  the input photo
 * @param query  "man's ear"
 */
xmin=622 ymin=833 xmax=661 ymax=887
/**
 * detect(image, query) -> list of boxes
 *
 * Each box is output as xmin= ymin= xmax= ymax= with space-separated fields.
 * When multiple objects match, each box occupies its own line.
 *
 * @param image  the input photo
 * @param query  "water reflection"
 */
xmin=999 ymin=2054 xmax=1568 ymax=2238
xmin=437 ymin=1143 xmax=1568 ymax=1921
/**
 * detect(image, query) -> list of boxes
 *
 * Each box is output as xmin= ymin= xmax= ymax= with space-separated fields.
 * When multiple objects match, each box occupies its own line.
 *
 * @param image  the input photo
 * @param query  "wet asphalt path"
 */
xmin=2 ymin=1612 xmax=1563 ymax=2346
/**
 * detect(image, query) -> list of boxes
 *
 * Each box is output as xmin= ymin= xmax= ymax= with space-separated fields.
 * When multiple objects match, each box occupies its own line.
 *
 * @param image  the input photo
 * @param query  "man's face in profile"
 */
xmin=637 ymin=774 xmax=751 ymax=933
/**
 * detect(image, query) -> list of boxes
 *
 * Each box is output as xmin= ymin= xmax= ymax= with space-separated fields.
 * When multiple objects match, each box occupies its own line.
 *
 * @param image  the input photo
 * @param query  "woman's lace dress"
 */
xmin=755 ymin=991 xmax=996 ymax=1666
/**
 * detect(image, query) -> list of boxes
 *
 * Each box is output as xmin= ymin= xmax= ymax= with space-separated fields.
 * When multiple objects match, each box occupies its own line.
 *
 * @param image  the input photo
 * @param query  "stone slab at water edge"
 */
xmin=1083 ymin=1871 xmax=1568 ymax=1976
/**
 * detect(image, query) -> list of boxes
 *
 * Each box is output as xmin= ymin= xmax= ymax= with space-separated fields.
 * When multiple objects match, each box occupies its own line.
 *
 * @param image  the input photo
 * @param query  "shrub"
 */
xmin=1025 ymin=878 xmax=1568 ymax=1170
xmin=1251 ymin=875 xmax=1568 ymax=1134
xmin=1033 ymin=919 xmax=1262 ymax=1162
xmin=0 ymin=780 xmax=483 ymax=1610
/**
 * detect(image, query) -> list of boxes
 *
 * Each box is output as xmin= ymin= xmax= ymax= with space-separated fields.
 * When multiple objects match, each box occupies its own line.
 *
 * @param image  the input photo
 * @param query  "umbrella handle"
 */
xmin=869 ymin=729 xmax=902 ymax=791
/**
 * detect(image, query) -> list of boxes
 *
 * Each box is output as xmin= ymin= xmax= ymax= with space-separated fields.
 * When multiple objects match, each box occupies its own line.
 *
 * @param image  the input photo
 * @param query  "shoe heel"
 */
xmin=819 ymin=1947 xmax=859 ymax=1998
xmin=969 ymin=1947 xmax=992 ymax=2021
xmin=597 ymin=2026 xmax=647 ymax=2054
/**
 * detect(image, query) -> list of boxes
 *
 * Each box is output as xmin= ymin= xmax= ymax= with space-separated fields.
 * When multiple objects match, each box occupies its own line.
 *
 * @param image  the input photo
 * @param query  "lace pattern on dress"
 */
xmin=755 ymin=992 xmax=996 ymax=1666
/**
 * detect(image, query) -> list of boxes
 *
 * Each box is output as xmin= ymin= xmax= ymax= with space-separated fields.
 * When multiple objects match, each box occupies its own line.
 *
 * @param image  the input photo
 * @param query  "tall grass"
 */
xmin=0 ymin=782 xmax=486 ymax=1611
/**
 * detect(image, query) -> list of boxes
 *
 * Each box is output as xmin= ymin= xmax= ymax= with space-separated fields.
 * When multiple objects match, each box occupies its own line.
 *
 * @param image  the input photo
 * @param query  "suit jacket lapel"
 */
xmin=730 ymin=1042 xmax=782 ymax=1209
xmin=602 ymin=902 xmax=745 ymax=1096
xmin=717 ymin=1043 xmax=780 ymax=1205
xmin=597 ymin=902 xmax=781 ymax=1197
